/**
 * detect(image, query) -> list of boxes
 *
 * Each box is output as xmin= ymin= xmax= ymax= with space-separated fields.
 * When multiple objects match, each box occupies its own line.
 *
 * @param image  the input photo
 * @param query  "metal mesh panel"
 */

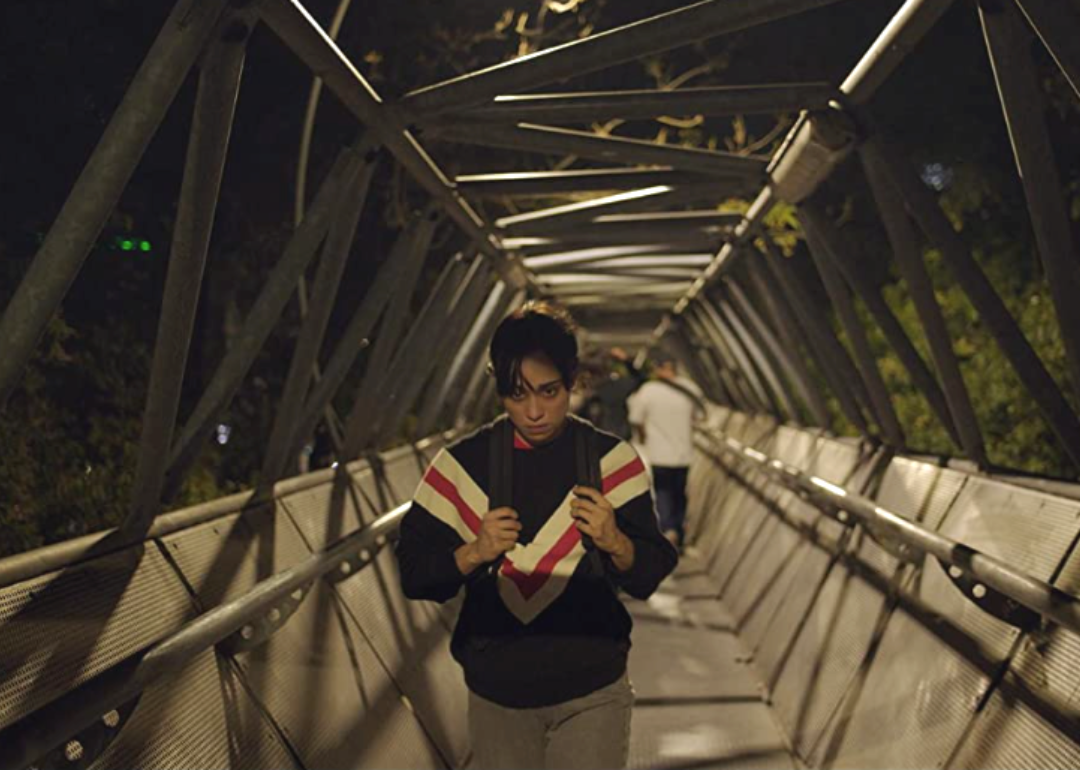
xmin=806 ymin=439 xmax=860 ymax=485
xmin=769 ymin=426 xmax=818 ymax=468
xmin=334 ymin=548 xmax=470 ymax=767
xmin=743 ymin=537 xmax=816 ymax=655
xmin=89 ymin=649 xmax=298 ymax=770
xmin=629 ymin=702 xmax=795 ymax=770
xmin=278 ymin=477 xmax=367 ymax=552
xmin=233 ymin=580 xmax=445 ymax=770
xmin=0 ymin=542 xmax=194 ymax=730
xmin=726 ymin=516 xmax=806 ymax=644
xmin=918 ymin=478 xmax=1080 ymax=661
xmin=770 ymin=564 xmax=891 ymax=759
xmin=381 ymin=447 xmax=427 ymax=505
xmin=752 ymin=545 xmax=835 ymax=687
xmin=947 ymin=547 xmax=1080 ymax=769
xmin=161 ymin=506 xmax=312 ymax=609
xmin=711 ymin=489 xmax=773 ymax=592
xmin=813 ymin=607 xmax=989 ymax=769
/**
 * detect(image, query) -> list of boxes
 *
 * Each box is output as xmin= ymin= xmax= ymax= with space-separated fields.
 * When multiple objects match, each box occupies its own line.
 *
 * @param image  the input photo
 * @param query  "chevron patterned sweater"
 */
xmin=396 ymin=417 xmax=678 ymax=708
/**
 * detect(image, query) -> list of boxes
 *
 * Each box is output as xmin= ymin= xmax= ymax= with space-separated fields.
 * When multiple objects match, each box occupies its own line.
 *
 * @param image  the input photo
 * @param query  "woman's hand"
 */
xmin=571 ymin=486 xmax=635 ymax=571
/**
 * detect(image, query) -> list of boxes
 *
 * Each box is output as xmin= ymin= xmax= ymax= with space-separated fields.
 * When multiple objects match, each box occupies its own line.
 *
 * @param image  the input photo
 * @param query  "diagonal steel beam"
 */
xmin=455 ymin=167 xmax=742 ymax=198
xmin=257 ymin=0 xmax=530 ymax=290
xmin=452 ymin=83 xmax=839 ymax=124
xmin=163 ymin=140 xmax=371 ymax=501
xmin=526 ymin=252 xmax=716 ymax=271
xmin=494 ymin=185 xmax=709 ymax=234
xmin=981 ymin=0 xmax=1080 ymax=405
xmin=432 ymin=122 xmax=767 ymax=179
xmin=401 ymin=0 xmax=851 ymax=116
xmin=800 ymin=207 xmax=905 ymax=446
xmin=1012 ymin=0 xmax=1080 ymax=100
xmin=859 ymin=138 xmax=986 ymax=464
xmin=123 ymin=21 xmax=249 ymax=538
xmin=871 ymin=132 xmax=1080 ymax=469
xmin=258 ymin=151 xmax=379 ymax=487
xmin=0 ymin=0 xmax=229 ymax=410
xmin=286 ymin=211 xmax=438 ymax=462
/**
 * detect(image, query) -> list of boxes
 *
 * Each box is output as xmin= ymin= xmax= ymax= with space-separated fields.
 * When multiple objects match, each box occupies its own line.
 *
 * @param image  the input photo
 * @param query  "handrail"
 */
xmin=0 ymin=500 xmax=411 ymax=770
xmin=698 ymin=430 xmax=1080 ymax=635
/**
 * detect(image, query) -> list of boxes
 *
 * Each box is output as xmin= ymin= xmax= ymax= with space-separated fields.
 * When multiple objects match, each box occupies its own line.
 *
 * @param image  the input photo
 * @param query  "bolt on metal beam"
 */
xmin=981 ymin=0 xmax=1080 ymax=406
xmin=123 ymin=20 xmax=250 ymax=539
xmin=402 ymin=0 xmax=850 ymax=116
xmin=859 ymin=138 xmax=987 ymax=465
xmin=0 ymin=0 xmax=230 ymax=410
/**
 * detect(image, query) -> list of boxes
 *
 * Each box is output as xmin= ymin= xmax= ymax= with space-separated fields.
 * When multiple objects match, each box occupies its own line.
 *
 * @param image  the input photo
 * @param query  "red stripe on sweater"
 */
xmin=501 ymin=524 xmax=582 ymax=600
xmin=602 ymin=456 xmax=646 ymax=495
xmin=423 ymin=466 xmax=482 ymax=535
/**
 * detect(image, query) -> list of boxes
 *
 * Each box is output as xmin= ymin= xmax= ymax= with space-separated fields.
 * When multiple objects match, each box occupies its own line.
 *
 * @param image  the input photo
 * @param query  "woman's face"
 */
xmin=501 ymin=353 xmax=571 ymax=446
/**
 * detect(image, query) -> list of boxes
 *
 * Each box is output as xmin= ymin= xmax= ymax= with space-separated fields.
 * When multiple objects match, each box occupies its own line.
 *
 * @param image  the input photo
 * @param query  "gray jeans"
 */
xmin=468 ymin=674 xmax=635 ymax=770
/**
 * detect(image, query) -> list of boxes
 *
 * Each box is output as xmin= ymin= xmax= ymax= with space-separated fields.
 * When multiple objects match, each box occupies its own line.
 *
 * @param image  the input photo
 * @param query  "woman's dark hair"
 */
xmin=489 ymin=301 xmax=579 ymax=397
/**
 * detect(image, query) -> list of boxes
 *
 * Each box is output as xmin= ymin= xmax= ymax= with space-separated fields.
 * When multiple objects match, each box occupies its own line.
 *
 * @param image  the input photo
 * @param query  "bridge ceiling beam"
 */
xmin=401 ymin=0 xmax=850 ymax=117
xmin=455 ymin=167 xmax=748 ymax=198
xmin=430 ymin=122 xmax=767 ymax=180
xmin=526 ymin=251 xmax=715 ymax=272
xmin=258 ymin=0 xmax=531 ymax=291
xmin=494 ymin=185 xmax=723 ymax=234
xmin=446 ymin=83 xmax=838 ymax=125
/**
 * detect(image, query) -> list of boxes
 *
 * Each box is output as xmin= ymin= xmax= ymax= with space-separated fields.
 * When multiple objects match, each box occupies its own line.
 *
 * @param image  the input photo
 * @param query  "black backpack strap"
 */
xmin=657 ymin=378 xmax=707 ymax=420
xmin=573 ymin=419 xmax=606 ymax=575
xmin=488 ymin=417 xmax=513 ymax=510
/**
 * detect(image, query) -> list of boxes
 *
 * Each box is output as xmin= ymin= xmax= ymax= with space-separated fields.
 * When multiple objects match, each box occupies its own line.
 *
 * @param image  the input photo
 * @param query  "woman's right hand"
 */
xmin=456 ymin=507 xmax=521 ymax=573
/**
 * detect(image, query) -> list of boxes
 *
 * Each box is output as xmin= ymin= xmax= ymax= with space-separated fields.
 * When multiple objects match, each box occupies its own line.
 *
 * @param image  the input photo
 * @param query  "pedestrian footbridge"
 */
xmin=3 ymin=0 xmax=1080 ymax=766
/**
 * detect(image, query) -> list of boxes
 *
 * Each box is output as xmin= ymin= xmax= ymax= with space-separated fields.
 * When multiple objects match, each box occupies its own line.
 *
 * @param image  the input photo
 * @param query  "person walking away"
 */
xmin=627 ymin=354 xmax=703 ymax=551
xmin=396 ymin=301 xmax=678 ymax=770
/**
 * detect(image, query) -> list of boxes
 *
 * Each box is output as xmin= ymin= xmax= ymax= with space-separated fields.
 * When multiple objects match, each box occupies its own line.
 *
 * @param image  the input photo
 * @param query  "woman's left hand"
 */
xmin=570 ymin=486 xmax=626 ymax=555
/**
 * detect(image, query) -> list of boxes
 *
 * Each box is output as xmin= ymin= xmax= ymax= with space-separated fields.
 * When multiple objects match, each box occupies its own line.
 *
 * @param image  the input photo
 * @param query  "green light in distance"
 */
xmin=120 ymin=239 xmax=134 ymax=251
xmin=139 ymin=240 xmax=151 ymax=252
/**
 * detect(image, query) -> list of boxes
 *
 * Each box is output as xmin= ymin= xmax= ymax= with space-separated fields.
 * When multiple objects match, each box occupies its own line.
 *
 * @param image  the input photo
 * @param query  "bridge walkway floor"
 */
xmin=625 ymin=552 xmax=798 ymax=770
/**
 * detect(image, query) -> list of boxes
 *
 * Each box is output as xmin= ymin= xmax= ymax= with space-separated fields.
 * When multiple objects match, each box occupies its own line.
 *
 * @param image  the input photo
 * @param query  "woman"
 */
xmin=396 ymin=301 xmax=678 ymax=770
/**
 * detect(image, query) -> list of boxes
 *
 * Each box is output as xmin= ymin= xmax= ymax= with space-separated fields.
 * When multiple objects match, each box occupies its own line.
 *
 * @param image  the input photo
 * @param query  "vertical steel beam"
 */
xmin=0 ymin=0 xmax=229 ymax=409
xmin=724 ymin=278 xmax=831 ymax=427
xmin=341 ymin=250 xmax=466 ymax=457
xmin=859 ymin=140 xmax=987 ymax=464
xmin=714 ymin=295 xmax=799 ymax=423
xmin=800 ymin=209 xmax=905 ymax=446
xmin=416 ymin=280 xmax=511 ymax=437
xmin=122 ymin=23 xmax=248 ymax=537
xmin=757 ymin=240 xmax=873 ymax=434
xmin=871 ymin=134 xmax=1080 ymax=468
xmin=401 ymin=0 xmax=849 ymax=116
xmin=1012 ymin=0 xmax=1080 ymax=100
xmin=162 ymin=142 xmax=369 ymax=500
xmin=981 ymin=0 xmax=1080 ymax=404
xmin=686 ymin=307 xmax=752 ymax=411
xmin=259 ymin=151 xmax=379 ymax=486
xmin=670 ymin=327 xmax=729 ymax=407
xmin=286 ymin=210 xmax=438 ymax=461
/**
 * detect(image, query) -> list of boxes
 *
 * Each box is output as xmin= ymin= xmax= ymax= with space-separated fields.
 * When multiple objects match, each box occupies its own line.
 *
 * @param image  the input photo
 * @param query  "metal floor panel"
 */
xmin=0 ymin=541 xmax=195 ymax=730
xmin=626 ymin=560 xmax=795 ymax=770
xmin=233 ymin=581 xmax=446 ymax=770
xmin=89 ymin=649 xmax=299 ymax=770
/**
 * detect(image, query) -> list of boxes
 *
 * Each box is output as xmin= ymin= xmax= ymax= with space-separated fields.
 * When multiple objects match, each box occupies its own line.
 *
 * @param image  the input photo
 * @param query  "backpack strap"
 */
xmin=573 ymin=418 xmax=606 ymax=574
xmin=488 ymin=416 xmax=514 ymax=510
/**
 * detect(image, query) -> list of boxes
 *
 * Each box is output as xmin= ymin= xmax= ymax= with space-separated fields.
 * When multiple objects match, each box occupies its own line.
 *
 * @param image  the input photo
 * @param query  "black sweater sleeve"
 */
xmin=608 ymin=482 xmax=678 ymax=600
xmin=395 ymin=501 xmax=468 ymax=603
